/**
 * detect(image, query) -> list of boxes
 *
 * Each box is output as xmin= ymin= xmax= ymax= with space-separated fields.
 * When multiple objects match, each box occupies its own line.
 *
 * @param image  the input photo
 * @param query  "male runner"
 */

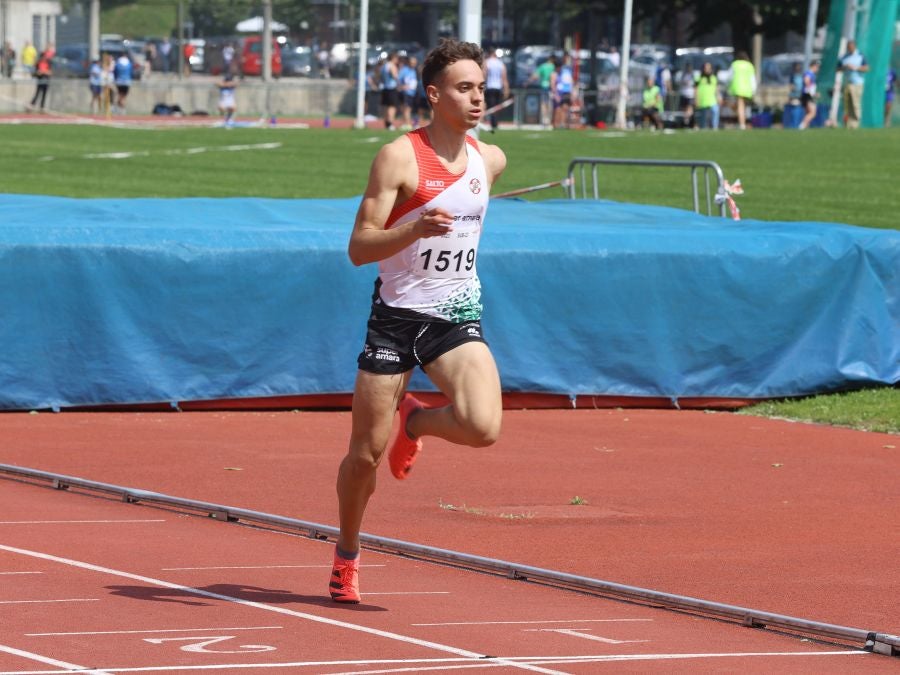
xmin=330 ymin=38 xmax=507 ymax=604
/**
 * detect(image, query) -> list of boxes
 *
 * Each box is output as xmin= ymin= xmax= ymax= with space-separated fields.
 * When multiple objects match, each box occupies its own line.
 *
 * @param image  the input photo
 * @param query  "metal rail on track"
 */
xmin=566 ymin=157 xmax=729 ymax=218
xmin=2 ymin=462 xmax=897 ymax=658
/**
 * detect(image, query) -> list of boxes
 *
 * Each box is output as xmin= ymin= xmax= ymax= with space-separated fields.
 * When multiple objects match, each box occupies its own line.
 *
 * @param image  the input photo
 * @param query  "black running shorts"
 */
xmin=357 ymin=308 xmax=488 ymax=375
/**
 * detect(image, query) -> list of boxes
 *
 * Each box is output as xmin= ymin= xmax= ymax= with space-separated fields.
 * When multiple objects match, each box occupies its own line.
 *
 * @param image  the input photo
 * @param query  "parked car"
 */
xmin=52 ymin=44 xmax=91 ymax=78
xmin=240 ymin=35 xmax=281 ymax=77
xmin=278 ymin=39 xmax=312 ymax=77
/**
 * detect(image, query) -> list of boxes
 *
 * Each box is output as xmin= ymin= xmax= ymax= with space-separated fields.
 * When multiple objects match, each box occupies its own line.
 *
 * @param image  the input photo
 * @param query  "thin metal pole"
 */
xmin=615 ymin=0 xmax=633 ymax=129
xmin=262 ymin=0 xmax=272 ymax=82
xmin=353 ymin=0 xmax=369 ymax=129
xmin=802 ymin=0 xmax=820 ymax=72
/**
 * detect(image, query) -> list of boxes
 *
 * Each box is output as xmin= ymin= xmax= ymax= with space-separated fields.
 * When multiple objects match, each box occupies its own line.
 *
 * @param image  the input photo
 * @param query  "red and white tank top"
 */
xmin=376 ymin=128 xmax=489 ymax=323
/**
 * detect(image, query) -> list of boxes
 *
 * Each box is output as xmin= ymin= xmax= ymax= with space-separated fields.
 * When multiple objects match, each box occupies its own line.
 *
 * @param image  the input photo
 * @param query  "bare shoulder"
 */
xmin=476 ymin=140 xmax=507 ymax=184
xmin=368 ymin=134 xmax=417 ymax=193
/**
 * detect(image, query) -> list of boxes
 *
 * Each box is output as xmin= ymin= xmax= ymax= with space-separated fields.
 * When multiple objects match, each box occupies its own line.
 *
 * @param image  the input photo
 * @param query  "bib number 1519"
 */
xmin=419 ymin=247 xmax=475 ymax=276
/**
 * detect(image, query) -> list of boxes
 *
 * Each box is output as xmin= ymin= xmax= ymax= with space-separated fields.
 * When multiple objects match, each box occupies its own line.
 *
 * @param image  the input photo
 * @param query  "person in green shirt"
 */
xmin=530 ymin=55 xmax=556 ymax=127
xmin=695 ymin=61 xmax=721 ymax=129
xmin=641 ymin=76 xmax=663 ymax=129
xmin=728 ymin=51 xmax=756 ymax=129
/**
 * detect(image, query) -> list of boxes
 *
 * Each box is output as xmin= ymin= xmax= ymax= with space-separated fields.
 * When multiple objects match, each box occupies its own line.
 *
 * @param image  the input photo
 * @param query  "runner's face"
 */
xmin=430 ymin=59 xmax=485 ymax=130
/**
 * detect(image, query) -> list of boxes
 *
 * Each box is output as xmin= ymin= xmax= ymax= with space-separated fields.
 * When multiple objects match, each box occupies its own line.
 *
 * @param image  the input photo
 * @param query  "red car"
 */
xmin=241 ymin=36 xmax=282 ymax=77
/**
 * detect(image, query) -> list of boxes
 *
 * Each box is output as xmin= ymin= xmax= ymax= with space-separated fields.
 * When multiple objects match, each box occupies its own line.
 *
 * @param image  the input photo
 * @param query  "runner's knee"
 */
xmin=459 ymin=410 xmax=501 ymax=447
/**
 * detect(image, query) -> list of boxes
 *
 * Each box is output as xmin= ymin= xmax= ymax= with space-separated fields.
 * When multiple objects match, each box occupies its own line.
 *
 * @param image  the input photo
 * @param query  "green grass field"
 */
xmin=2 ymin=122 xmax=897 ymax=432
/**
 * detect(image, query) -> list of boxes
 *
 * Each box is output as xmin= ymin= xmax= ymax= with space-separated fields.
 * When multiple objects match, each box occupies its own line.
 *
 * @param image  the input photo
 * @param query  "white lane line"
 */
xmin=27 ymin=626 xmax=282 ymax=637
xmin=0 ymin=651 xmax=868 ymax=674
xmin=523 ymin=628 xmax=648 ymax=645
xmin=0 ymin=572 xmax=42 ymax=575
xmin=414 ymin=619 xmax=653 ymax=626
xmin=0 ymin=520 xmax=166 ymax=525
xmin=364 ymin=592 xmax=449 ymax=596
xmin=0 ymin=544 xmax=568 ymax=675
xmin=0 ymin=598 xmax=100 ymax=605
xmin=161 ymin=564 xmax=386 ymax=571
xmin=0 ymin=643 xmax=112 ymax=674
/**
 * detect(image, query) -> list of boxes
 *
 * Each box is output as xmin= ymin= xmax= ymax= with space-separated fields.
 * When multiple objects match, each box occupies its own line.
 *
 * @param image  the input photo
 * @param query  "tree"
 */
xmin=631 ymin=0 xmax=832 ymax=53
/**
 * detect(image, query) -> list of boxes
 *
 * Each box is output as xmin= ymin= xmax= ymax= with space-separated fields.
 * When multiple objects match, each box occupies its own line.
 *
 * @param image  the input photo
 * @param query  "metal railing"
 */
xmin=567 ymin=157 xmax=729 ymax=217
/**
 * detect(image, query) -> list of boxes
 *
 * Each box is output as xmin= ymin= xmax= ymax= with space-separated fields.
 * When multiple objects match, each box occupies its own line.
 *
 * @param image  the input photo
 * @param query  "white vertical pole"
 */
xmin=354 ymin=0 xmax=369 ymax=129
xmin=802 ymin=0 xmax=819 ymax=72
xmin=615 ymin=0 xmax=633 ymax=129
xmin=89 ymin=0 xmax=100 ymax=61
xmin=262 ymin=0 xmax=272 ymax=82
xmin=459 ymin=0 xmax=482 ymax=45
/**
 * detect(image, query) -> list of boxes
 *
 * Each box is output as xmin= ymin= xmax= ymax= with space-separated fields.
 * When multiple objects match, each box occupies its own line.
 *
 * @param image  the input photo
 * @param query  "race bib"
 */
xmin=412 ymin=219 xmax=480 ymax=279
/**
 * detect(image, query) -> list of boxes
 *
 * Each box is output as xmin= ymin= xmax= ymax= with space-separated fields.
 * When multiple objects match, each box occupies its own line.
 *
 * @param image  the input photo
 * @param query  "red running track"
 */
xmin=0 ymin=409 xmax=897 ymax=674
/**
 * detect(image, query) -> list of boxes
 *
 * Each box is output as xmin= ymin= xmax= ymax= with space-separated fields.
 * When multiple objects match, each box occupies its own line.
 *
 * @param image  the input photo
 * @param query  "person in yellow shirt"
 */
xmin=728 ymin=51 xmax=756 ymax=129
xmin=21 ymin=41 xmax=37 ymax=75
xmin=695 ymin=61 xmax=721 ymax=129
xmin=641 ymin=76 xmax=663 ymax=129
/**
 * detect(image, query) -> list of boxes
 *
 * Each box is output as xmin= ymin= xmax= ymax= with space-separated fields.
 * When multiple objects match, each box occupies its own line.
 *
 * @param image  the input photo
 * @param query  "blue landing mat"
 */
xmin=0 ymin=194 xmax=897 ymax=410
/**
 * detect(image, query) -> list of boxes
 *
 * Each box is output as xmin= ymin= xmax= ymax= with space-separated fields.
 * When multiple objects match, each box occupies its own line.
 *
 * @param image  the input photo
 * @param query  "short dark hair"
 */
xmin=421 ymin=38 xmax=483 ymax=90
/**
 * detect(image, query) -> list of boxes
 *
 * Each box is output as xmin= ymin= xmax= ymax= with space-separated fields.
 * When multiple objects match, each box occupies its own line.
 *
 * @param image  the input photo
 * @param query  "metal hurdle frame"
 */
xmin=566 ymin=157 xmax=729 ymax=217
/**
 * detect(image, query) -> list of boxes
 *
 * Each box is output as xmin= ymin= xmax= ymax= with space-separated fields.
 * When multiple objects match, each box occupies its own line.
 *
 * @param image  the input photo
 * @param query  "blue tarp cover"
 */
xmin=0 ymin=194 xmax=897 ymax=410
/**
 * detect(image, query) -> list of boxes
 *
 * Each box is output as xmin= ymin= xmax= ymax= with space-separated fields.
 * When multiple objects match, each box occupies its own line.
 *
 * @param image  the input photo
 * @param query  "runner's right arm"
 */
xmin=348 ymin=139 xmax=453 ymax=267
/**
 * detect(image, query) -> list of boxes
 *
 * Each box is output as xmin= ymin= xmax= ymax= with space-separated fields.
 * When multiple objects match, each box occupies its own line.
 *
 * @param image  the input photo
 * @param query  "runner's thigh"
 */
xmin=350 ymin=369 xmax=411 ymax=460
xmin=424 ymin=342 xmax=501 ymax=425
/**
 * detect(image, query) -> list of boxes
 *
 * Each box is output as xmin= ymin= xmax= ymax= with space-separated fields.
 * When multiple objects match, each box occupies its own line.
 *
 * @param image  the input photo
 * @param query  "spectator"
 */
xmin=728 ymin=50 xmax=756 ymax=129
xmin=113 ymin=52 xmax=133 ymax=113
xmin=654 ymin=60 xmax=672 ymax=105
xmin=838 ymin=39 xmax=868 ymax=129
xmin=364 ymin=60 xmax=380 ymax=121
xmin=379 ymin=51 xmax=400 ymax=130
xmin=28 ymin=50 xmax=51 ymax=112
xmin=21 ymin=40 xmax=37 ymax=76
xmin=483 ymin=47 xmax=509 ymax=133
xmin=317 ymin=42 xmax=331 ymax=79
xmin=640 ymin=75 xmax=664 ymax=129
xmin=143 ymin=42 xmax=156 ymax=79
xmin=552 ymin=53 xmax=576 ymax=129
xmin=222 ymin=42 xmax=235 ymax=75
xmin=183 ymin=41 xmax=194 ymax=77
xmin=695 ymin=61 xmax=720 ymax=129
xmin=2 ymin=41 xmax=16 ymax=78
xmin=678 ymin=62 xmax=696 ymax=128
xmin=217 ymin=72 xmax=237 ymax=124
xmin=886 ymin=68 xmax=897 ymax=128
xmin=398 ymin=55 xmax=419 ymax=130
xmin=799 ymin=61 xmax=819 ymax=130
xmin=788 ymin=62 xmax=804 ymax=104
xmin=413 ymin=57 xmax=430 ymax=128
xmin=89 ymin=58 xmax=103 ymax=114
xmin=159 ymin=38 xmax=172 ymax=74
xmin=529 ymin=54 xmax=556 ymax=127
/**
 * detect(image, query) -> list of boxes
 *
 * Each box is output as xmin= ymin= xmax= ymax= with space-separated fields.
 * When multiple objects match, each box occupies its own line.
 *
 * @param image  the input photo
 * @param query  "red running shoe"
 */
xmin=388 ymin=393 xmax=424 ymax=480
xmin=329 ymin=551 xmax=360 ymax=604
